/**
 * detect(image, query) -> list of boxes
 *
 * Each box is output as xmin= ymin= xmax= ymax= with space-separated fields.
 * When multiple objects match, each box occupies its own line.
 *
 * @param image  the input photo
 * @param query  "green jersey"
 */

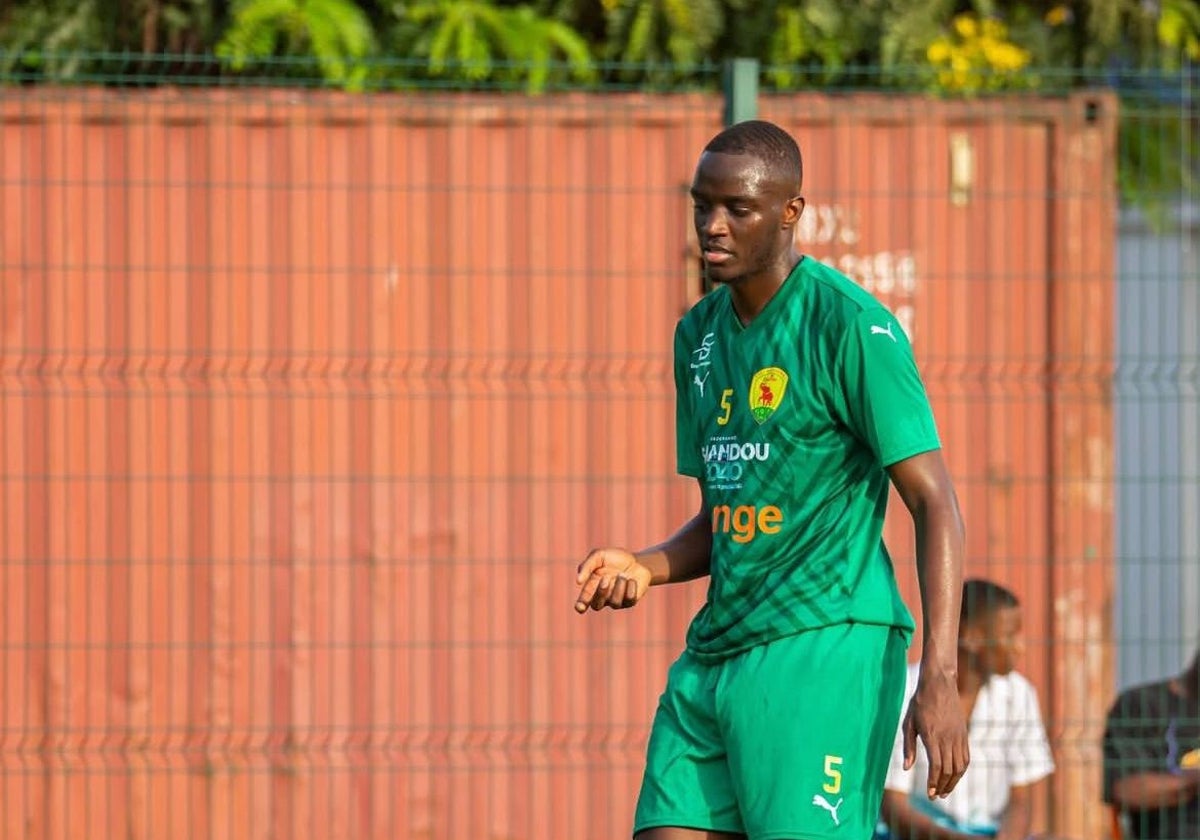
xmin=674 ymin=257 xmax=938 ymax=663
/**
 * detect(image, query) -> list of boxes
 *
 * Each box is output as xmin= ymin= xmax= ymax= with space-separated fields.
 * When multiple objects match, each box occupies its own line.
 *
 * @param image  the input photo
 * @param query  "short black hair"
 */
xmin=703 ymin=120 xmax=803 ymax=190
xmin=960 ymin=578 xmax=1020 ymax=628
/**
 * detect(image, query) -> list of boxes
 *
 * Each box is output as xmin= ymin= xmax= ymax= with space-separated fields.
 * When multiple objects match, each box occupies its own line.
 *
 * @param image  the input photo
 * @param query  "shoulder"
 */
xmin=802 ymin=258 xmax=890 ymax=319
xmin=679 ymin=286 xmax=728 ymax=330
xmin=998 ymin=669 xmax=1041 ymax=697
xmin=797 ymin=258 xmax=903 ymax=353
xmin=988 ymin=671 xmax=1045 ymax=712
xmin=1106 ymin=679 xmax=1173 ymax=722
xmin=674 ymin=288 xmax=726 ymax=355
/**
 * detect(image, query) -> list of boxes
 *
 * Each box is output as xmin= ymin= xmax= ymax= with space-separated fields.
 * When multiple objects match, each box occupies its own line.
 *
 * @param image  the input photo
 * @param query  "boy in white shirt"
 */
xmin=878 ymin=579 xmax=1056 ymax=840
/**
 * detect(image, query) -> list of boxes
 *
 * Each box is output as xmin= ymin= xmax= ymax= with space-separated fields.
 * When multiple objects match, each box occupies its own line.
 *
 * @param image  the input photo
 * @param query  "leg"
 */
xmin=635 ymin=829 xmax=745 ymax=840
xmin=717 ymin=623 xmax=910 ymax=840
xmin=632 ymin=651 xmax=746 ymax=838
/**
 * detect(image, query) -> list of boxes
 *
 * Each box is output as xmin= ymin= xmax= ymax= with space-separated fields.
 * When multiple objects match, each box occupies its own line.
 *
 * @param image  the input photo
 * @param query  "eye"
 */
xmin=730 ymin=205 xmax=752 ymax=217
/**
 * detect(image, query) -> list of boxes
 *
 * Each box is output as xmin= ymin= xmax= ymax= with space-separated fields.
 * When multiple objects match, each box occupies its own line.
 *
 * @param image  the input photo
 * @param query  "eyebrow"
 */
xmin=688 ymin=189 xmax=758 ymax=204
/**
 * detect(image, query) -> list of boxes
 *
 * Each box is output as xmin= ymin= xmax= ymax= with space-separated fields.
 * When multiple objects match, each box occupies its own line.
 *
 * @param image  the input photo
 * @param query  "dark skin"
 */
xmin=573 ymin=150 xmax=970 ymax=840
xmin=1108 ymin=650 xmax=1200 ymax=811
xmin=882 ymin=605 xmax=1044 ymax=840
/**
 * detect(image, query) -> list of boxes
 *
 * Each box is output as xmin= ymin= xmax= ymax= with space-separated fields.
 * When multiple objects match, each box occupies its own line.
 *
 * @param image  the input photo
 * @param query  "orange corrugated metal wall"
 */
xmin=0 ymin=88 xmax=1115 ymax=840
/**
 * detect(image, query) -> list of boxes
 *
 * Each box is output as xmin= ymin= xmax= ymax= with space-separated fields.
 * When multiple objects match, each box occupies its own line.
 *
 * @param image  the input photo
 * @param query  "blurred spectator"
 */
xmin=1103 ymin=641 xmax=1200 ymax=840
xmin=878 ymin=579 xmax=1056 ymax=840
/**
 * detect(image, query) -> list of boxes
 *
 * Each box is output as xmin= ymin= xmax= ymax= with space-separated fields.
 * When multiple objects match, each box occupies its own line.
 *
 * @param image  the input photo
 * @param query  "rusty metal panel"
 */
xmin=0 ymin=87 xmax=1115 ymax=840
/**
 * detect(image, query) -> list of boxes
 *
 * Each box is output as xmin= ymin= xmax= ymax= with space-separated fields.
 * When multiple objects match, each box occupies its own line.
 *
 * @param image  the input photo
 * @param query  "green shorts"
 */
xmin=633 ymin=622 xmax=909 ymax=840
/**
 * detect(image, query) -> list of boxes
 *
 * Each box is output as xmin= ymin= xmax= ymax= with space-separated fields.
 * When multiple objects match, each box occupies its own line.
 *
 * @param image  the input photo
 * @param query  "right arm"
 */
xmin=1102 ymin=689 xmax=1199 ymax=812
xmin=880 ymin=791 xmax=976 ymax=840
xmin=635 ymin=496 xmax=712 ymax=586
xmin=574 ymin=491 xmax=711 ymax=613
xmin=1110 ymin=772 xmax=1200 ymax=811
xmin=575 ymin=321 xmax=712 ymax=613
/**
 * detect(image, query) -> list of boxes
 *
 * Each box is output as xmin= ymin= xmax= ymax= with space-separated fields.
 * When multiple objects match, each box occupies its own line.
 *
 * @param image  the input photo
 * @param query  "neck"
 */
xmin=956 ymin=651 xmax=986 ymax=695
xmin=727 ymin=251 xmax=802 ymax=325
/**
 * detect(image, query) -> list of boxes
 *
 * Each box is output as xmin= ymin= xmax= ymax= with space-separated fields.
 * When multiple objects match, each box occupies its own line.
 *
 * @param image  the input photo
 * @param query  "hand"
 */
xmin=903 ymin=667 xmax=970 ymax=800
xmin=574 ymin=548 xmax=652 ymax=613
xmin=1184 ymin=764 xmax=1200 ymax=794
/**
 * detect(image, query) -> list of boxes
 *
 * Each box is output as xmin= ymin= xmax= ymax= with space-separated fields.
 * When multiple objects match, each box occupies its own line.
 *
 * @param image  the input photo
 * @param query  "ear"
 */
xmin=781 ymin=194 xmax=805 ymax=229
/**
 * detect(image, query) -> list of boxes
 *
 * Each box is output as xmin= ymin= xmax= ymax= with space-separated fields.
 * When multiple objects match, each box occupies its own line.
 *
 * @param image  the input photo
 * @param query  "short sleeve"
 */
xmin=1006 ymin=677 xmax=1057 ymax=787
xmin=674 ymin=322 xmax=703 ymax=478
xmin=832 ymin=308 xmax=941 ymax=467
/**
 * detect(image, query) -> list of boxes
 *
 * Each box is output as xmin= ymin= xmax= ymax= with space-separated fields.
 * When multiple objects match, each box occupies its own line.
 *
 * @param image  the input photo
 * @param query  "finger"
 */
xmin=945 ymin=733 xmax=970 ymax=796
xmin=574 ymin=572 xmax=604 ymax=613
xmin=934 ymin=736 xmax=957 ymax=798
xmin=902 ymin=708 xmax=917 ymax=771
xmin=925 ymin=735 xmax=944 ymax=799
xmin=576 ymin=550 xmax=604 ymax=584
xmin=589 ymin=574 xmax=614 ymax=611
xmin=621 ymin=577 xmax=640 ymax=608
xmin=608 ymin=576 xmax=629 ymax=609
xmin=942 ymin=733 xmax=968 ymax=797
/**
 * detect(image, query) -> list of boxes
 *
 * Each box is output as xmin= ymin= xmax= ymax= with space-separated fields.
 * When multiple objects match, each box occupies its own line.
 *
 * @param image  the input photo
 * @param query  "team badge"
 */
xmin=749 ymin=367 xmax=789 ymax=424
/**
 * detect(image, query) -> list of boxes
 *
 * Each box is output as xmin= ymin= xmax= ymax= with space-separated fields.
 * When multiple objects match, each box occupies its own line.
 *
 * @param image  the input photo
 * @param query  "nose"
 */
xmin=699 ymin=205 xmax=730 ymax=238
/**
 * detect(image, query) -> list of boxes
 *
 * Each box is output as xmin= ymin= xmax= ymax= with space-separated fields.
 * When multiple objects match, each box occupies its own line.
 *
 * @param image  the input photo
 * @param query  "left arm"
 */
xmin=995 ymin=782 xmax=1037 ymax=840
xmin=890 ymin=449 xmax=970 ymax=800
xmin=888 ymin=450 xmax=965 ymax=684
xmin=831 ymin=309 xmax=970 ymax=799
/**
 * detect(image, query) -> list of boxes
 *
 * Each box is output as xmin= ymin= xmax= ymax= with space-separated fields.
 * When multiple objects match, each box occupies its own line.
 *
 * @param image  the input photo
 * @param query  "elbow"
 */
xmin=911 ymin=491 xmax=965 ymax=541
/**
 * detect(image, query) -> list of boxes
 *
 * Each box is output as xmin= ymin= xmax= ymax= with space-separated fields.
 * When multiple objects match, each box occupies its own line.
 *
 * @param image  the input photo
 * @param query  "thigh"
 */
xmin=633 ymin=651 xmax=747 ymax=838
xmin=718 ymin=623 xmax=909 ymax=840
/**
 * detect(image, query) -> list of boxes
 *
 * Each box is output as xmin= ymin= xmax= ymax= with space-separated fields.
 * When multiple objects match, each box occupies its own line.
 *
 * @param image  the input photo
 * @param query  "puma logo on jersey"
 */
xmin=870 ymin=323 xmax=896 ymax=342
xmin=811 ymin=794 xmax=844 ymax=826
xmin=693 ymin=370 xmax=710 ymax=396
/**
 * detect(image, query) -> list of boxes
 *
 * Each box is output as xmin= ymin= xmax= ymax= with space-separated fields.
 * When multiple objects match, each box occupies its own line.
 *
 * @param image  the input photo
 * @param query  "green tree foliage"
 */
xmin=2 ymin=0 xmax=1198 ymax=86
xmin=389 ymin=0 xmax=595 ymax=91
xmin=216 ymin=0 xmax=377 ymax=87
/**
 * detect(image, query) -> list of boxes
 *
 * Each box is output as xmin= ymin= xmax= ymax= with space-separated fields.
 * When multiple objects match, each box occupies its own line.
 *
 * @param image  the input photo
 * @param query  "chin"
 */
xmin=705 ymin=267 xmax=743 ymax=286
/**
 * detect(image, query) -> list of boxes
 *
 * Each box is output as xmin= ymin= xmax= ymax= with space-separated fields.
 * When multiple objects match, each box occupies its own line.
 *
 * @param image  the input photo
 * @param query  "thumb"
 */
xmin=902 ymin=706 xmax=917 ymax=771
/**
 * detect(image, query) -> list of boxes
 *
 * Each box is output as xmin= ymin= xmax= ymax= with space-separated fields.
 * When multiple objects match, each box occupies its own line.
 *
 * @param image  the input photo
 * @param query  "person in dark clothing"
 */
xmin=1103 ymin=643 xmax=1200 ymax=840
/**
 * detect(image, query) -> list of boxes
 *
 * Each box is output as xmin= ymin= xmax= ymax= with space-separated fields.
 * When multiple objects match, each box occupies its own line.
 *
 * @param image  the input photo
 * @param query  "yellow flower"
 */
xmin=953 ymin=14 xmax=978 ymax=39
xmin=927 ymin=39 xmax=953 ymax=63
xmin=980 ymin=17 xmax=1009 ymax=41
xmin=982 ymin=40 xmax=1030 ymax=71
xmin=1045 ymin=5 xmax=1071 ymax=26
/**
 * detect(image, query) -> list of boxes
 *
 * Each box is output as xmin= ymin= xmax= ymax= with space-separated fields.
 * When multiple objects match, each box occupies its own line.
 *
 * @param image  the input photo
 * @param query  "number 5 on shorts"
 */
xmin=823 ymin=755 xmax=843 ymax=795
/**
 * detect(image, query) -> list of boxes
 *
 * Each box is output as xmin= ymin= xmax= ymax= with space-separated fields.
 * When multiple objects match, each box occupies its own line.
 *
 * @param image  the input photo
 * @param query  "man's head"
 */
xmin=690 ymin=120 xmax=805 ymax=286
xmin=959 ymin=578 xmax=1024 ymax=677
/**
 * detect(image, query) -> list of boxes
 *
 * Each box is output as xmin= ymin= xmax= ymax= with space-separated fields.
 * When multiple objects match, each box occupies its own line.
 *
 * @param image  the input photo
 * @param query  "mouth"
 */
xmin=703 ymin=246 xmax=733 ymax=266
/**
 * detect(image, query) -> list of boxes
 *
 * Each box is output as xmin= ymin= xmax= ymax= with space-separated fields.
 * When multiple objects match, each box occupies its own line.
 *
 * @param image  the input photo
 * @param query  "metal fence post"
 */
xmin=723 ymin=58 xmax=759 ymax=126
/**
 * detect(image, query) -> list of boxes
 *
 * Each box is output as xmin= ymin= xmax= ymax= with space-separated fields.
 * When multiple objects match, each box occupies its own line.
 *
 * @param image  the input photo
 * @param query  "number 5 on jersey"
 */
xmin=717 ymin=388 xmax=734 ymax=425
xmin=823 ymin=755 xmax=843 ymax=794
